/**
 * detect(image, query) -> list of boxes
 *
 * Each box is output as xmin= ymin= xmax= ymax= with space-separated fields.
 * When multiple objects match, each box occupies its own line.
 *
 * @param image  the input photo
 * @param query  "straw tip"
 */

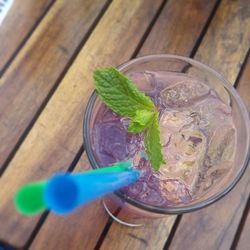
xmin=14 ymin=182 xmax=47 ymax=216
xmin=113 ymin=160 xmax=133 ymax=169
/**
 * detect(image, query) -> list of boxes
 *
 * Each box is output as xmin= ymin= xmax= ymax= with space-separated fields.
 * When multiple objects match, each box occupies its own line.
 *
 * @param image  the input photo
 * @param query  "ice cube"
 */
xmin=127 ymin=71 xmax=157 ymax=94
xmin=160 ymin=80 xmax=210 ymax=108
xmin=160 ymin=128 xmax=207 ymax=191
xmin=207 ymin=126 xmax=236 ymax=166
xmin=193 ymin=97 xmax=233 ymax=137
xmin=194 ymin=126 xmax=236 ymax=193
xmin=160 ymin=178 xmax=192 ymax=204
xmin=159 ymin=110 xmax=198 ymax=147
xmin=141 ymin=187 xmax=167 ymax=205
xmin=146 ymin=71 xmax=196 ymax=91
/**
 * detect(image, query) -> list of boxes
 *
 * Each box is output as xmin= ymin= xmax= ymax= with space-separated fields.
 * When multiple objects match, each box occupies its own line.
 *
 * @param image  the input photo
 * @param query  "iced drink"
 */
xmin=92 ymin=71 xmax=237 ymax=207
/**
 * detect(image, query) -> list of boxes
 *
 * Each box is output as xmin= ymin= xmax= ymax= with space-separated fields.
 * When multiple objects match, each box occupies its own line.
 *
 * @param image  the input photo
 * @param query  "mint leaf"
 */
xmin=93 ymin=68 xmax=155 ymax=117
xmin=144 ymin=113 xmax=166 ymax=171
xmin=93 ymin=67 xmax=166 ymax=171
xmin=128 ymin=110 xmax=154 ymax=133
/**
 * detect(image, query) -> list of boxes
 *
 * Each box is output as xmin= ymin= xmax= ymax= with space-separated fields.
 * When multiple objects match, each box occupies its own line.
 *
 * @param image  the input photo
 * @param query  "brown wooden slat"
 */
xmin=30 ymin=153 xmax=110 ymax=250
xmin=237 ymin=199 xmax=250 ymax=250
xmin=0 ymin=0 xmax=54 ymax=73
xmin=194 ymin=0 xmax=250 ymax=84
xmin=0 ymin=0 xmax=163 ymax=248
xmin=0 ymin=0 xmax=109 ymax=172
xmin=169 ymin=1 xmax=250 ymax=249
xmin=238 ymin=54 xmax=250 ymax=110
xmin=139 ymin=0 xmax=216 ymax=56
xmin=30 ymin=1 xmax=218 ymax=249
xmin=102 ymin=216 xmax=175 ymax=250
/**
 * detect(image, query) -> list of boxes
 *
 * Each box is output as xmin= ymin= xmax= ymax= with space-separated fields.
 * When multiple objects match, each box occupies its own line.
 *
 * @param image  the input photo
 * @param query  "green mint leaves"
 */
xmin=94 ymin=67 xmax=154 ymax=117
xmin=128 ymin=110 xmax=154 ymax=133
xmin=144 ymin=113 xmax=166 ymax=169
xmin=93 ymin=67 xmax=165 ymax=171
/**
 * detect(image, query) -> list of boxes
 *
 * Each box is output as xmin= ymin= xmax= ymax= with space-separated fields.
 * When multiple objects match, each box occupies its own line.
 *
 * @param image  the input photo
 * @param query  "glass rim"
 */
xmin=83 ymin=54 xmax=250 ymax=214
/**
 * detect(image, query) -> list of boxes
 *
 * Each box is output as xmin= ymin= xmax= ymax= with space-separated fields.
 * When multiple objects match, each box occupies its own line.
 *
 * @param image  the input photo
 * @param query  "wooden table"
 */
xmin=0 ymin=0 xmax=249 ymax=249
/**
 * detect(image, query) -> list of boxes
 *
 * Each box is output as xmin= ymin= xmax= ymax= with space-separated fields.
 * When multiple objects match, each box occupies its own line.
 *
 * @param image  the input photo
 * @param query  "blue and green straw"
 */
xmin=14 ymin=161 xmax=139 ymax=216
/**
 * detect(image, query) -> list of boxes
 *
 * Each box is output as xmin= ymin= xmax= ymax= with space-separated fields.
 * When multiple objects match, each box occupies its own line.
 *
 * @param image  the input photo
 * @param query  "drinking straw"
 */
xmin=44 ymin=170 xmax=139 ymax=215
xmin=14 ymin=161 xmax=138 ymax=216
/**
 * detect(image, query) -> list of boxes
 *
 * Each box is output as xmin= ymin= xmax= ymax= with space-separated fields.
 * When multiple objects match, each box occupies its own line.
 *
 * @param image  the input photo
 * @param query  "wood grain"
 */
xmin=30 ymin=153 xmax=110 ymax=250
xmin=169 ymin=2 xmax=250 ymax=247
xmin=237 ymin=201 xmax=250 ymax=250
xmin=30 ymin=0 xmax=218 ymax=249
xmin=0 ymin=0 xmax=163 ymax=248
xmin=101 ymin=216 xmax=176 ymax=250
xmin=237 ymin=54 xmax=250 ymax=110
xmin=194 ymin=0 xmax=250 ymax=84
xmin=0 ymin=0 xmax=109 ymax=171
xmin=139 ymin=0 xmax=217 ymax=56
xmin=0 ymin=0 xmax=53 ymax=73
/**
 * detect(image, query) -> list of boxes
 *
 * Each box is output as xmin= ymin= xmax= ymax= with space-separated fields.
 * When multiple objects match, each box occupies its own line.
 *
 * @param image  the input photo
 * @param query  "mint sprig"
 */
xmin=144 ymin=113 xmax=166 ymax=169
xmin=94 ymin=67 xmax=154 ymax=117
xmin=128 ymin=110 xmax=154 ymax=133
xmin=93 ymin=67 xmax=165 ymax=171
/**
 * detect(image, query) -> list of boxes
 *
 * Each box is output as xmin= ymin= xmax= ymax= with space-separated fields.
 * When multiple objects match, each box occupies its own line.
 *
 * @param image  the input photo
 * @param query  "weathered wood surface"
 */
xmin=101 ymin=216 xmax=175 ymax=250
xmin=139 ymin=0 xmax=217 ymax=56
xmin=237 ymin=198 xmax=250 ymax=250
xmin=0 ymin=0 xmax=163 ymax=248
xmin=194 ymin=0 xmax=250 ymax=84
xmin=0 ymin=0 xmax=54 ymax=73
xmin=231 ymin=55 xmax=250 ymax=250
xmin=0 ymin=0 xmax=109 ymax=171
xmin=237 ymin=53 xmax=250 ymax=110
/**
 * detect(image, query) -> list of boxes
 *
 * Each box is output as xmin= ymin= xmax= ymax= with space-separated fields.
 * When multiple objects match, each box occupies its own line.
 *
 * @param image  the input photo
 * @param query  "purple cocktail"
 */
xmin=84 ymin=55 xmax=249 ymax=225
xmin=93 ymin=70 xmax=236 ymax=207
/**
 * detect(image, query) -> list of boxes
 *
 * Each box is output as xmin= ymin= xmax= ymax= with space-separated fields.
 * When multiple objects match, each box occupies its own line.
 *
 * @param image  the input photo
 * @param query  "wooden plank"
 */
xmin=139 ymin=0 xmax=217 ymax=56
xmin=0 ymin=0 xmax=110 ymax=171
xmin=0 ymin=0 xmax=163 ymax=248
xmin=30 ymin=153 xmax=110 ymax=250
xmin=237 ymin=201 xmax=250 ymax=250
xmin=0 ymin=0 xmax=54 ymax=73
xmin=237 ymin=54 xmax=250 ymax=110
xmin=101 ymin=216 xmax=176 ymax=250
xmin=169 ymin=1 xmax=250 ymax=248
xmin=194 ymin=0 xmax=250 ymax=84
xmin=30 ymin=1 xmax=218 ymax=249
